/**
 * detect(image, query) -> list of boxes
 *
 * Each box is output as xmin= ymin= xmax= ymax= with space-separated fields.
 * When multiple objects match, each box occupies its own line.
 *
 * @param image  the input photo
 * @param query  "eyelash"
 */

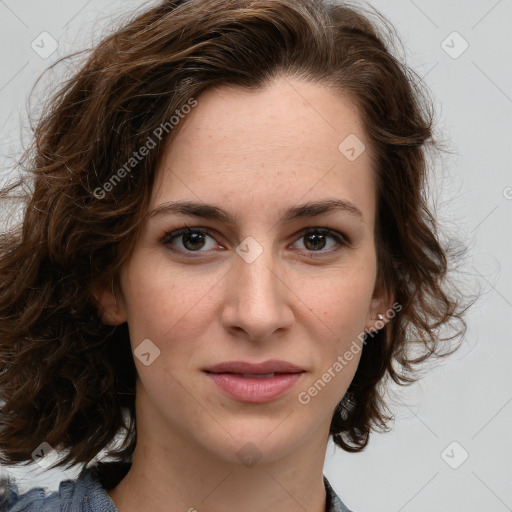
xmin=161 ymin=226 xmax=350 ymax=259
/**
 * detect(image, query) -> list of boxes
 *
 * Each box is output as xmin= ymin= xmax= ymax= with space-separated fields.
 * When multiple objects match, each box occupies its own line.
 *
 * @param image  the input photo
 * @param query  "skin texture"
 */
xmin=95 ymin=76 xmax=394 ymax=512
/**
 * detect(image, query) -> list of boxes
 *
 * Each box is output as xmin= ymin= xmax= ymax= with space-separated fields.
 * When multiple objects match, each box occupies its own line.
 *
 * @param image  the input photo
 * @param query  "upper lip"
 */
xmin=204 ymin=360 xmax=305 ymax=374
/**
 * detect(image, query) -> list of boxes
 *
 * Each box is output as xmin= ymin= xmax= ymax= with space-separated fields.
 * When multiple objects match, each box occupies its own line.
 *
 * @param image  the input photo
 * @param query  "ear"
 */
xmin=90 ymin=277 xmax=128 ymax=326
xmin=364 ymin=275 xmax=396 ymax=334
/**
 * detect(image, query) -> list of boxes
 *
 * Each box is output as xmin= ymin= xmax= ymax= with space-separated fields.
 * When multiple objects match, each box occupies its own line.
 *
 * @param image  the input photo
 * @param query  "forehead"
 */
xmin=151 ymin=77 xmax=376 ymax=228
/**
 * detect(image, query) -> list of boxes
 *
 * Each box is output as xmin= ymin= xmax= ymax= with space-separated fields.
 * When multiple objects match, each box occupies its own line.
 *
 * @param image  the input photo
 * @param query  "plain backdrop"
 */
xmin=1 ymin=1 xmax=511 ymax=511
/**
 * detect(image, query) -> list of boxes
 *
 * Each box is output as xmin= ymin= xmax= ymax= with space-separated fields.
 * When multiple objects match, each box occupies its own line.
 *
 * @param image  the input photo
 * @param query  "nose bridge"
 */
xmin=236 ymin=235 xmax=282 ymax=308
xmin=223 ymin=234 xmax=293 ymax=338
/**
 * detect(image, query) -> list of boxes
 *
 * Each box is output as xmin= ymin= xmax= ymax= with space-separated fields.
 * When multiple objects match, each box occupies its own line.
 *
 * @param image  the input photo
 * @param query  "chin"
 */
xmin=201 ymin=421 xmax=309 ymax=466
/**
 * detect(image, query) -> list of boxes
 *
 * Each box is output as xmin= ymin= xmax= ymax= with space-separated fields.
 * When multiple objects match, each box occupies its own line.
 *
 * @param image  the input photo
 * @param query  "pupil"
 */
xmin=304 ymin=233 xmax=325 ymax=251
xmin=183 ymin=233 xmax=205 ymax=251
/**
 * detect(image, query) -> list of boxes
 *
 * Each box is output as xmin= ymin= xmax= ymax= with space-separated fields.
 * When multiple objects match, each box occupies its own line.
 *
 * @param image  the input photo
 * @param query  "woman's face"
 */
xmin=99 ymin=76 xmax=392 ymax=464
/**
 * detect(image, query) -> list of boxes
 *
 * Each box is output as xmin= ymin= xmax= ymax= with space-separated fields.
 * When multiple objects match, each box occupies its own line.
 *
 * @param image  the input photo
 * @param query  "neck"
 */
xmin=107 ymin=390 xmax=331 ymax=512
xmin=108 ymin=453 xmax=328 ymax=512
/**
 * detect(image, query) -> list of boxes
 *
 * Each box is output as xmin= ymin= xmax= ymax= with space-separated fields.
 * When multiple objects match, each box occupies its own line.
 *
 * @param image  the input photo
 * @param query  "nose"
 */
xmin=220 ymin=241 xmax=295 ymax=342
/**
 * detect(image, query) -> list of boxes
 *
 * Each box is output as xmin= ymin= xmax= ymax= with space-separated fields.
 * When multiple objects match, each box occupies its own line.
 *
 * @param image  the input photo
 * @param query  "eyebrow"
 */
xmin=147 ymin=198 xmax=363 ymax=225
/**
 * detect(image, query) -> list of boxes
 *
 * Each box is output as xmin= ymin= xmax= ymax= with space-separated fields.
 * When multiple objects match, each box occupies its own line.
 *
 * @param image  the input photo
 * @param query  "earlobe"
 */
xmin=365 ymin=311 xmax=387 ymax=333
xmin=90 ymin=277 xmax=127 ymax=326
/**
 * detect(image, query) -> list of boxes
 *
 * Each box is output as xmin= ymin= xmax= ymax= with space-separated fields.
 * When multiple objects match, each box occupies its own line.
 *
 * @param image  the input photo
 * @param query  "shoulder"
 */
xmin=0 ymin=463 xmax=120 ymax=512
xmin=323 ymin=475 xmax=356 ymax=512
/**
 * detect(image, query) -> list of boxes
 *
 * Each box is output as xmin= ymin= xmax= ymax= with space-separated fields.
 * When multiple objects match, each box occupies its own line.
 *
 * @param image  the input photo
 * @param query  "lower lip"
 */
xmin=205 ymin=372 xmax=303 ymax=403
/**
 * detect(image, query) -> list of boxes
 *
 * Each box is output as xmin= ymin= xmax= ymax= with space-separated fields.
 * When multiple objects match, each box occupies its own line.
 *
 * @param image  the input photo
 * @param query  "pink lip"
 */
xmin=205 ymin=372 xmax=303 ymax=403
xmin=203 ymin=360 xmax=305 ymax=403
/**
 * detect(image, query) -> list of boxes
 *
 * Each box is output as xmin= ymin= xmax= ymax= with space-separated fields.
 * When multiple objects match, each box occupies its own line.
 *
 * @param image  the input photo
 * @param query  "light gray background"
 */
xmin=1 ymin=1 xmax=511 ymax=511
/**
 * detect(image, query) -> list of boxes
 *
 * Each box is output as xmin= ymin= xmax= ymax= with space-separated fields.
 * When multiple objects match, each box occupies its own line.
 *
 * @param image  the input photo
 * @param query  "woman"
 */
xmin=0 ymin=0 xmax=472 ymax=511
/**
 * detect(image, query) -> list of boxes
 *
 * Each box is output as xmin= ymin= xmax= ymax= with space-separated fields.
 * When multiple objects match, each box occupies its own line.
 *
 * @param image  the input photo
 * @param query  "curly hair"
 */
xmin=0 ymin=0 xmax=475 ymax=471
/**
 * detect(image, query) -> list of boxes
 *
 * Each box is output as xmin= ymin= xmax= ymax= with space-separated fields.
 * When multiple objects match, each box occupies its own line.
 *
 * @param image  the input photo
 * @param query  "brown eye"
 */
xmin=303 ymin=231 xmax=328 ymax=251
xmin=293 ymin=228 xmax=348 ymax=256
xmin=163 ymin=227 xmax=218 ymax=253
xmin=180 ymin=231 xmax=207 ymax=251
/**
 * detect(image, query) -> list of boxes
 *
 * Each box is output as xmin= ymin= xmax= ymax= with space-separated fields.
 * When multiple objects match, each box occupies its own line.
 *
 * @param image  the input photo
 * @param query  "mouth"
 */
xmin=203 ymin=360 xmax=305 ymax=403
xmin=204 ymin=371 xmax=298 ymax=378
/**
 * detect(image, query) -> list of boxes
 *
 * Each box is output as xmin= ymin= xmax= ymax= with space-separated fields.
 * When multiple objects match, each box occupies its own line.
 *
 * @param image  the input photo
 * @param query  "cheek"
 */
xmin=296 ymin=338 xmax=363 ymax=424
xmin=297 ymin=286 xmax=366 ymax=412
xmin=294 ymin=260 xmax=375 ymax=398
xmin=120 ymin=258 xmax=216 ymax=352
xmin=296 ymin=261 xmax=376 ymax=336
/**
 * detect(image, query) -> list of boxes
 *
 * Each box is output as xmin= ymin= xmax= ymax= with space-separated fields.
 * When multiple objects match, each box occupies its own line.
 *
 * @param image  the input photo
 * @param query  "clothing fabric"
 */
xmin=0 ymin=461 xmax=354 ymax=512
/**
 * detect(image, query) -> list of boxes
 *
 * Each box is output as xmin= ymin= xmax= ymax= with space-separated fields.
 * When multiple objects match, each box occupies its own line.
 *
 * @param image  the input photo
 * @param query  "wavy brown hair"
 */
xmin=0 ymin=0 xmax=475 ymax=471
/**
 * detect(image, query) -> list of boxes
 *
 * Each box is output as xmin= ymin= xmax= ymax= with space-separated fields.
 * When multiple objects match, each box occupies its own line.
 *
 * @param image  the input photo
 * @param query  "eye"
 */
xmin=162 ymin=227 xmax=219 ymax=254
xmin=291 ymin=227 xmax=349 ymax=257
xmin=162 ymin=225 xmax=350 ymax=258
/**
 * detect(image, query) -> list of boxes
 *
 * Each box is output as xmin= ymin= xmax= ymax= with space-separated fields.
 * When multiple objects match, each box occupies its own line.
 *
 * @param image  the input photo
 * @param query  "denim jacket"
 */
xmin=0 ymin=461 xmax=354 ymax=512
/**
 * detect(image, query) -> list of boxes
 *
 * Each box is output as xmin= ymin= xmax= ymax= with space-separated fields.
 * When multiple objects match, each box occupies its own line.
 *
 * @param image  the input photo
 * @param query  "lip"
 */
xmin=203 ymin=360 xmax=305 ymax=404
xmin=205 ymin=373 xmax=303 ymax=403
xmin=204 ymin=359 xmax=305 ymax=374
